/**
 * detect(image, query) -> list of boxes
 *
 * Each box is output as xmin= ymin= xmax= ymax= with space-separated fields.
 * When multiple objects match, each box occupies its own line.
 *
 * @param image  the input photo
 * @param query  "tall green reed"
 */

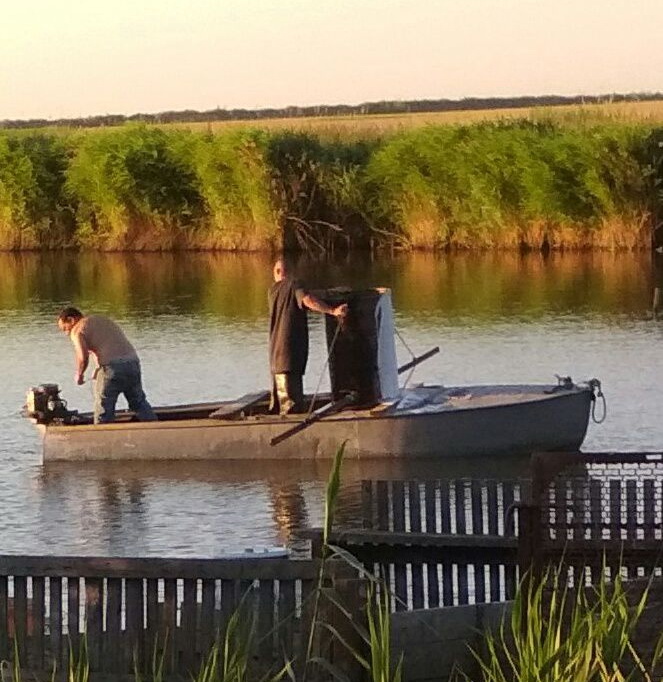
xmin=196 ymin=605 xmax=254 ymax=682
xmin=456 ymin=566 xmax=656 ymax=682
xmin=365 ymin=121 xmax=652 ymax=249
xmin=303 ymin=441 xmax=404 ymax=682
xmin=266 ymin=132 xmax=376 ymax=252
xmin=357 ymin=584 xmax=404 ymax=682
xmin=301 ymin=441 xmax=346 ymax=682
xmin=2 ymin=120 xmax=662 ymax=252
xmin=65 ymin=125 xmax=205 ymax=249
xmin=134 ymin=596 xmax=289 ymax=682
xmin=66 ymin=638 xmax=90 ymax=682
xmin=0 ymin=637 xmax=89 ymax=682
xmin=0 ymin=132 xmax=73 ymax=248
xmin=0 ymin=642 xmax=24 ymax=682
xmin=134 ymin=632 xmax=167 ymax=682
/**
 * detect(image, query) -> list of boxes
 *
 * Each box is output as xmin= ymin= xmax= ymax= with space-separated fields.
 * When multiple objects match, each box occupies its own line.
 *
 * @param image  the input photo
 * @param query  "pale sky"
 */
xmin=1 ymin=0 xmax=662 ymax=120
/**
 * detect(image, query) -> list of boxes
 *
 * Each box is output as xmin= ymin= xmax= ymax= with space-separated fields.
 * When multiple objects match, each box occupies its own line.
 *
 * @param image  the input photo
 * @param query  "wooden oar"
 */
xmin=397 ymin=346 xmax=439 ymax=374
xmin=270 ymin=392 xmax=357 ymax=447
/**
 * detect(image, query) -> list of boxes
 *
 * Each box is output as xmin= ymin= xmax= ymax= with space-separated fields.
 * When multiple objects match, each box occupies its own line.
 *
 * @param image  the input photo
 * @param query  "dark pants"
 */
xmin=94 ymin=359 xmax=157 ymax=424
xmin=270 ymin=373 xmax=304 ymax=416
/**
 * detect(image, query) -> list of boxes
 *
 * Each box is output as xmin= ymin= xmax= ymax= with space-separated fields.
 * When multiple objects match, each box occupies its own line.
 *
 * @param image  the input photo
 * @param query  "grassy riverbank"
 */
xmin=1 ymin=116 xmax=662 ymax=252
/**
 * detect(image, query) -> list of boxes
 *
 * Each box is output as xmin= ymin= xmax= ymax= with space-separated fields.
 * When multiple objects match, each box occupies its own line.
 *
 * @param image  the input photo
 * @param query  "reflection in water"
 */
xmin=1 ymin=250 xmax=662 ymax=556
xmin=99 ymin=478 xmax=146 ymax=514
xmin=0 ymin=252 xmax=275 ymax=319
xmin=0 ymin=250 xmax=656 ymax=320
xmin=652 ymin=253 xmax=663 ymax=318
xmin=268 ymin=483 xmax=308 ymax=545
xmin=39 ymin=455 xmax=534 ymax=486
xmin=30 ymin=456 xmax=534 ymax=556
xmin=97 ymin=478 xmax=147 ymax=553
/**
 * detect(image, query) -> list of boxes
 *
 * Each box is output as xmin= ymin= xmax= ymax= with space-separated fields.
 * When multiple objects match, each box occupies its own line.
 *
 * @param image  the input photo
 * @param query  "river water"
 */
xmin=1 ymin=251 xmax=662 ymax=557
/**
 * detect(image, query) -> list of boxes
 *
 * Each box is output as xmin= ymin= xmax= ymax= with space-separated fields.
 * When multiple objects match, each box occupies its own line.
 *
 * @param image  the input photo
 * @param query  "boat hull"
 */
xmin=38 ymin=385 xmax=594 ymax=462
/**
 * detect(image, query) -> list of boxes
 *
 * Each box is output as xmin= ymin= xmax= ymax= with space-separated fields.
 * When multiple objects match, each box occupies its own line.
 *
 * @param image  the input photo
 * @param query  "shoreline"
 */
xmin=0 ymin=238 xmax=655 ymax=254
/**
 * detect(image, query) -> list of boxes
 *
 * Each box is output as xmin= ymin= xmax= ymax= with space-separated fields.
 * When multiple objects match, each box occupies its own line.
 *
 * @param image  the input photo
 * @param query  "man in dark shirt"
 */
xmin=269 ymin=258 xmax=347 ymax=415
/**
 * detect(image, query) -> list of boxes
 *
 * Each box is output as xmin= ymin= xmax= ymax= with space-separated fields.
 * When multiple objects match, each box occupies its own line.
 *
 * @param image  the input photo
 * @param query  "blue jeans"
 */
xmin=94 ymin=359 xmax=157 ymax=424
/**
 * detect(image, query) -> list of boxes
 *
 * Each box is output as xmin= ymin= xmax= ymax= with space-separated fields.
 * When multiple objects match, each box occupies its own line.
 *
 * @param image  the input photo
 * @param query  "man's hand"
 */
xmin=75 ymin=373 xmax=85 ymax=385
xmin=332 ymin=303 xmax=348 ymax=319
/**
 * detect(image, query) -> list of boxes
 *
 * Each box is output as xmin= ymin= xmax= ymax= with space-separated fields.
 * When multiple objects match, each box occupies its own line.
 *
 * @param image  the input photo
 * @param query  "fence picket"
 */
xmin=392 ymin=482 xmax=408 ymax=610
xmin=32 ymin=576 xmax=45 ymax=670
xmin=409 ymin=482 xmax=425 ymax=609
xmin=471 ymin=481 xmax=486 ymax=603
xmin=424 ymin=481 xmax=440 ymax=607
xmin=12 ymin=576 xmax=27 ymax=666
xmin=105 ymin=578 xmax=122 ymax=673
xmin=486 ymin=481 xmax=500 ymax=600
xmin=503 ymin=483 xmax=517 ymax=598
xmin=48 ymin=577 xmax=62 ymax=668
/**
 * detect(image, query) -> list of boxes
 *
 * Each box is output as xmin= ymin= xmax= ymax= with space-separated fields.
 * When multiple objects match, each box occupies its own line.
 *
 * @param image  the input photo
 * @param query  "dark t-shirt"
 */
xmin=268 ymin=278 xmax=308 ymax=374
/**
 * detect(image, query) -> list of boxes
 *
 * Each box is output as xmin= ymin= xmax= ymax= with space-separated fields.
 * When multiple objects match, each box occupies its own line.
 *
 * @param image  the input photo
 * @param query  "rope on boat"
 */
xmin=587 ymin=378 xmax=607 ymax=424
xmin=306 ymin=319 xmax=343 ymax=418
xmin=394 ymin=327 xmax=418 ymax=388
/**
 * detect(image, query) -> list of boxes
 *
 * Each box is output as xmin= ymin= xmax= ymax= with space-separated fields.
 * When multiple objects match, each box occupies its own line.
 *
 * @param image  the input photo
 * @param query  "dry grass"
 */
xmin=163 ymin=99 xmax=663 ymax=137
xmin=28 ymin=99 xmax=663 ymax=138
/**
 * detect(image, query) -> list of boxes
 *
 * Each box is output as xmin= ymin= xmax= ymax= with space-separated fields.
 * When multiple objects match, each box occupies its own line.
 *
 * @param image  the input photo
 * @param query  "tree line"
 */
xmin=1 ymin=92 xmax=662 ymax=130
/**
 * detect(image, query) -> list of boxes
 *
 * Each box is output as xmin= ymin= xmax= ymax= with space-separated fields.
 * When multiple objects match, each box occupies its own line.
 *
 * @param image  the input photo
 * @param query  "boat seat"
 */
xmin=208 ymin=391 xmax=270 ymax=420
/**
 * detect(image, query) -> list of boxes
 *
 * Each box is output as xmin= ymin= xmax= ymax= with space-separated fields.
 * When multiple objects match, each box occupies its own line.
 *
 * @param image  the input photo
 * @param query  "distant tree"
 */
xmin=2 ymin=92 xmax=662 ymax=130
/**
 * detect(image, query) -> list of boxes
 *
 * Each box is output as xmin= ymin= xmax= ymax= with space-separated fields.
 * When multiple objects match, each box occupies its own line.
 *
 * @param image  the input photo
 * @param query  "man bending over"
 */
xmin=57 ymin=307 xmax=157 ymax=424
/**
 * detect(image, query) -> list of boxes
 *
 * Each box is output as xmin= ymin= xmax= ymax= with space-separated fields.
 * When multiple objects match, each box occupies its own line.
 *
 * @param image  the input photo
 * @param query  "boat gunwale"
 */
xmin=41 ymin=384 xmax=592 ymax=434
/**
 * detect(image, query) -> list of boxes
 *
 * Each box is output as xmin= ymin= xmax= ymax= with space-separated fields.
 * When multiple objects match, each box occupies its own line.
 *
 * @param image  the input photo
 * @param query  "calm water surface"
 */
xmin=1 ymin=251 xmax=662 ymax=556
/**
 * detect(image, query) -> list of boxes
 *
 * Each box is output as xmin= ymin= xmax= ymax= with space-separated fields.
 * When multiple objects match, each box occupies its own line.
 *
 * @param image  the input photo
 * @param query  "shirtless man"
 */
xmin=57 ymin=307 xmax=157 ymax=424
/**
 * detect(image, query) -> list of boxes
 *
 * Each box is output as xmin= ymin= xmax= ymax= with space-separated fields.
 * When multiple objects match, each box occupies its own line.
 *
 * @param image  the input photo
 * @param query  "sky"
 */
xmin=1 ymin=0 xmax=662 ymax=121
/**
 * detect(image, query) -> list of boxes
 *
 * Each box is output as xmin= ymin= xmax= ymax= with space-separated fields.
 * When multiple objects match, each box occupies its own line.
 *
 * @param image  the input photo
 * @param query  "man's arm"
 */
xmin=301 ymin=293 xmax=348 ymax=319
xmin=71 ymin=331 xmax=90 ymax=385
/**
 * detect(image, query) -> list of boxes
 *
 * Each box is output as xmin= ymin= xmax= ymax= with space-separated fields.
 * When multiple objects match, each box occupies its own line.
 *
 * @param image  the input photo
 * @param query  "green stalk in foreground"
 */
xmin=302 ymin=441 xmax=347 ymax=682
xmin=365 ymin=584 xmax=403 ymax=682
xmin=305 ymin=440 xmax=405 ymax=682
xmin=456 ymin=566 xmax=656 ymax=682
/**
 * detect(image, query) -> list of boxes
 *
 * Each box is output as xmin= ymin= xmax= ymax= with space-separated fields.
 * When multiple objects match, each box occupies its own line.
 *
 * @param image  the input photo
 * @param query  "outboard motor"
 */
xmin=24 ymin=384 xmax=77 ymax=424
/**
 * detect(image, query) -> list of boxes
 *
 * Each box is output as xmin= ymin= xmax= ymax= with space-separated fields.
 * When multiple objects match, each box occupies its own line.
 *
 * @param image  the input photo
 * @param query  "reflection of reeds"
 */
xmin=394 ymin=251 xmax=654 ymax=319
xmin=0 ymin=251 xmax=655 ymax=320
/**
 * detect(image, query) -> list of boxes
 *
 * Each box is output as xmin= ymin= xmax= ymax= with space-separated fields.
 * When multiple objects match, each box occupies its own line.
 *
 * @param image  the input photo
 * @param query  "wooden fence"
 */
xmin=341 ymin=455 xmax=663 ymax=610
xmin=308 ymin=477 xmax=523 ymax=611
xmin=300 ymin=451 xmax=663 ymax=619
xmin=519 ymin=451 xmax=663 ymax=586
xmin=0 ymin=555 xmax=362 ymax=678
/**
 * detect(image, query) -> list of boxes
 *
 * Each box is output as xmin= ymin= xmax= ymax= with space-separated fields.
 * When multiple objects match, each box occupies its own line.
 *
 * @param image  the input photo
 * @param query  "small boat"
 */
xmin=24 ymin=289 xmax=604 ymax=463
